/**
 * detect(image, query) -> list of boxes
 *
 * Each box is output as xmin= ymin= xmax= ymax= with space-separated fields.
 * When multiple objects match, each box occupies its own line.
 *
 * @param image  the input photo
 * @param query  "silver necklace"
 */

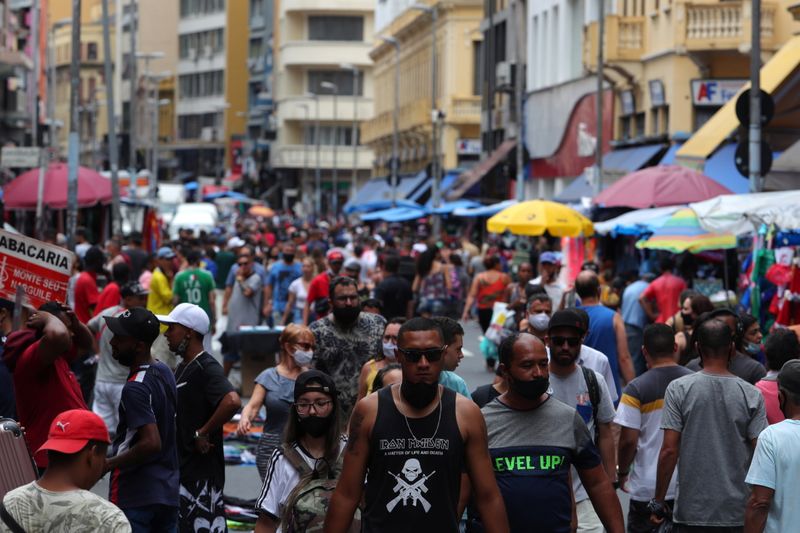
xmin=403 ymin=388 xmax=443 ymax=442
xmin=175 ymin=352 xmax=203 ymax=383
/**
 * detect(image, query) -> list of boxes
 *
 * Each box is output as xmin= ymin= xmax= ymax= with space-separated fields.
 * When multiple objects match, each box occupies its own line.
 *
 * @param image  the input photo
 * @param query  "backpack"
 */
xmin=280 ymin=444 xmax=360 ymax=533
xmin=580 ymin=365 xmax=601 ymax=441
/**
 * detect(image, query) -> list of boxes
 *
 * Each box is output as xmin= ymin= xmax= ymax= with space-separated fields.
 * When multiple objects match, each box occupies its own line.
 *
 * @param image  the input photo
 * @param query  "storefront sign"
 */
xmin=691 ymin=79 xmax=746 ymax=107
xmin=456 ymin=139 xmax=481 ymax=155
xmin=0 ymin=230 xmax=74 ymax=308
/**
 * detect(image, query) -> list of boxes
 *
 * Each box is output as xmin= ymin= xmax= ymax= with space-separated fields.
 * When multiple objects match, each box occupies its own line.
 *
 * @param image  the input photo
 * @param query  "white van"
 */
xmin=168 ymin=202 xmax=219 ymax=240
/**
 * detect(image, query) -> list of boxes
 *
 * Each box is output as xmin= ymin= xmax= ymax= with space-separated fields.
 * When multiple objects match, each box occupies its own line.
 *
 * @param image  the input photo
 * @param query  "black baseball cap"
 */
xmin=104 ymin=307 xmax=161 ymax=344
xmin=778 ymin=360 xmax=800 ymax=396
xmin=294 ymin=370 xmax=337 ymax=402
xmin=120 ymin=282 xmax=149 ymax=298
xmin=548 ymin=309 xmax=586 ymax=333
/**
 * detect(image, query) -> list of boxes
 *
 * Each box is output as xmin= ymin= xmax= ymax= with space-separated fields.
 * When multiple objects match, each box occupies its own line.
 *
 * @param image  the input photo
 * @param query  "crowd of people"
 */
xmin=0 ymin=218 xmax=798 ymax=533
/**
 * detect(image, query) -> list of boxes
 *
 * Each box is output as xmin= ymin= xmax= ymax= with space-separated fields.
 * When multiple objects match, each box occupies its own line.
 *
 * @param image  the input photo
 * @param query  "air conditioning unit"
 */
xmin=495 ymin=61 xmax=515 ymax=89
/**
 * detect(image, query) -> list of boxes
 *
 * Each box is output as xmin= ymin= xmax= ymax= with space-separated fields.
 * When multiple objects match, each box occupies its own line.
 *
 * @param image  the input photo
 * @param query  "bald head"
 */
xmin=575 ymin=270 xmax=600 ymax=300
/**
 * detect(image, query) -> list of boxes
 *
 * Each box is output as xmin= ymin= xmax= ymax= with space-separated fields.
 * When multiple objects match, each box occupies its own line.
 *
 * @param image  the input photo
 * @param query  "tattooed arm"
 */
xmin=324 ymin=394 xmax=377 ymax=533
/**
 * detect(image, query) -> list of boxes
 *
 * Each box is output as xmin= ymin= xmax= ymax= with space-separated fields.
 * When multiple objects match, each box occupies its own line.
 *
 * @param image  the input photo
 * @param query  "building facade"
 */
xmin=270 ymin=0 xmax=375 ymax=216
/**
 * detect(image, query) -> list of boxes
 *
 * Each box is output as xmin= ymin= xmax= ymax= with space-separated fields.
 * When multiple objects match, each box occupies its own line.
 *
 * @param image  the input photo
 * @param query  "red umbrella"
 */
xmin=593 ymin=164 xmax=731 ymax=208
xmin=3 ymin=163 xmax=112 ymax=210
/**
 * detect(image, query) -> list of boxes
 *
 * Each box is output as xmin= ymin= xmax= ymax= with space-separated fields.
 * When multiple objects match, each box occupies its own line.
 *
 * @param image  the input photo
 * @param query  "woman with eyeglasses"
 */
xmin=255 ymin=369 xmax=349 ymax=533
xmin=238 ymin=324 xmax=315 ymax=480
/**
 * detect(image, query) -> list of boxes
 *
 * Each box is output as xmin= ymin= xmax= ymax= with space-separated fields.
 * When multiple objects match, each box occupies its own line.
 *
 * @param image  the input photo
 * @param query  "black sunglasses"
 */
xmin=397 ymin=346 xmax=446 ymax=362
xmin=550 ymin=336 xmax=581 ymax=347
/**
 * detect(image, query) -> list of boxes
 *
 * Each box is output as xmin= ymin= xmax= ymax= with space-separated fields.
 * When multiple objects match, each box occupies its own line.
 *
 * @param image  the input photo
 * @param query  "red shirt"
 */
xmin=74 ymin=271 xmax=99 ymax=323
xmin=306 ymin=272 xmax=332 ymax=319
xmin=13 ymin=339 xmax=87 ymax=467
xmin=756 ymin=378 xmax=784 ymax=425
xmin=641 ymin=272 xmax=687 ymax=323
xmin=94 ymin=282 xmax=121 ymax=317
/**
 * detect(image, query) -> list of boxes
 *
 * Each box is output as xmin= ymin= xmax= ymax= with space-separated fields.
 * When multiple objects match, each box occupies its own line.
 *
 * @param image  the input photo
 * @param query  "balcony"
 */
xmin=273 ymin=144 xmax=374 ymax=169
xmin=681 ymin=1 xmax=776 ymax=51
xmin=360 ymin=99 xmax=431 ymax=144
xmin=283 ymin=0 xmax=373 ymax=12
xmin=280 ymin=41 xmax=372 ymax=68
xmin=279 ymin=96 xmax=375 ymax=122
xmin=447 ymin=96 xmax=481 ymax=124
xmin=584 ymin=15 xmax=646 ymax=68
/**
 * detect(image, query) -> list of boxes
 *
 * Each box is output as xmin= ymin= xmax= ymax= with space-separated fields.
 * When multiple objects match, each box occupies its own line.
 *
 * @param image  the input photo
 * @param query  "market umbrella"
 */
xmin=3 ymin=163 xmax=112 ymax=210
xmin=248 ymin=205 xmax=275 ymax=217
xmin=637 ymin=208 xmax=736 ymax=254
xmin=487 ymin=199 xmax=594 ymax=237
xmin=593 ymin=165 xmax=731 ymax=209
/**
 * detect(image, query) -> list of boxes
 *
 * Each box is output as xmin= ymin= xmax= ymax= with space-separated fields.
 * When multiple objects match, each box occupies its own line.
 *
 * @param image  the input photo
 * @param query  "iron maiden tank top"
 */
xmin=363 ymin=385 xmax=465 ymax=533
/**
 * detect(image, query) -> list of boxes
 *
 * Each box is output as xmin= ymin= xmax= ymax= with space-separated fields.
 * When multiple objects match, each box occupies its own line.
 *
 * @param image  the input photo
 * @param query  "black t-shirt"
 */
xmin=375 ymin=274 xmax=413 ymax=320
xmin=174 ymin=352 xmax=235 ymax=485
xmin=471 ymin=384 xmax=501 ymax=409
xmin=125 ymin=247 xmax=149 ymax=280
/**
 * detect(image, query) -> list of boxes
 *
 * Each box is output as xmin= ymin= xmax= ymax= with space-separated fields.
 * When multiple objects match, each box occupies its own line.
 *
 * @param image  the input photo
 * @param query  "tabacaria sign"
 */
xmin=0 ymin=230 xmax=74 ymax=309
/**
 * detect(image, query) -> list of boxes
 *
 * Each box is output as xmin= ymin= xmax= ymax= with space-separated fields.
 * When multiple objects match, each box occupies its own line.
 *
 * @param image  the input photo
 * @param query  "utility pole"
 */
xmin=33 ymin=0 xmax=48 ymax=240
xmin=512 ymin=0 xmax=525 ymax=202
xmin=430 ymin=7 xmax=441 ymax=236
xmin=66 ymin=0 xmax=81 ymax=251
xmin=129 ymin=0 xmax=138 ymax=171
xmin=380 ymin=36 xmax=401 ymax=208
xmin=299 ymin=103 xmax=310 ymax=213
xmin=749 ymin=0 xmax=762 ymax=193
xmin=594 ymin=0 xmax=605 ymax=195
xmin=312 ymin=94 xmax=322 ymax=217
xmin=341 ymin=63 xmax=360 ymax=203
xmin=102 ymin=0 xmax=121 ymax=235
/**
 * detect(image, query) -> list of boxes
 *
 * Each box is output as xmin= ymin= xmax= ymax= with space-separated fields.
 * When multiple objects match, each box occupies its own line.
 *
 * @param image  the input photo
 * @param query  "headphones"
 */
xmin=707 ymin=308 xmax=744 ymax=339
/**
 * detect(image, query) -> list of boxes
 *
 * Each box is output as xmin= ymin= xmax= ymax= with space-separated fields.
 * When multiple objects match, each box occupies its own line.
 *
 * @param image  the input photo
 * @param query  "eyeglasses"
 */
xmin=397 ymin=346 xmax=446 ymax=362
xmin=295 ymin=399 xmax=333 ymax=413
xmin=550 ymin=336 xmax=581 ymax=347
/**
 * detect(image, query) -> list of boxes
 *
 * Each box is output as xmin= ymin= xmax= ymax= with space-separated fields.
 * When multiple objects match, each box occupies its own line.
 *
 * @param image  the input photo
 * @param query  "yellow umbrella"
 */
xmin=487 ymin=200 xmax=594 ymax=237
xmin=248 ymin=205 xmax=275 ymax=218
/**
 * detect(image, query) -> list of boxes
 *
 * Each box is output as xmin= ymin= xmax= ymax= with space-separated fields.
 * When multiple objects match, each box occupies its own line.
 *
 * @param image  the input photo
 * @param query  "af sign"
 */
xmin=691 ymin=79 xmax=747 ymax=107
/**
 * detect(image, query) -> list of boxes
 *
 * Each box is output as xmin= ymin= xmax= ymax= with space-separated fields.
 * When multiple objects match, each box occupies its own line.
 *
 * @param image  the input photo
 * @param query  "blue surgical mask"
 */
xmin=383 ymin=342 xmax=397 ymax=360
xmin=293 ymin=349 xmax=313 ymax=366
xmin=528 ymin=312 xmax=550 ymax=331
xmin=744 ymin=342 xmax=761 ymax=356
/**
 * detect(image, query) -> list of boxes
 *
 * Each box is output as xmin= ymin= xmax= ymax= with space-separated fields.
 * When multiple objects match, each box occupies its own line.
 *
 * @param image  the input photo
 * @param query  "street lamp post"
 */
xmin=341 ymin=63 xmax=360 ymax=202
xmin=66 ymin=0 xmax=81 ymax=251
xmin=144 ymin=70 xmax=170 ymax=194
xmin=320 ymin=80 xmax=339 ymax=218
xmin=411 ymin=4 xmax=440 ymax=233
xmin=380 ymin=36 xmax=401 ymax=208
xmin=309 ymin=93 xmax=321 ymax=216
xmin=213 ymin=102 xmax=231 ymax=185
xmin=149 ymin=98 xmax=170 ymax=195
xmin=298 ymin=103 xmax=310 ymax=213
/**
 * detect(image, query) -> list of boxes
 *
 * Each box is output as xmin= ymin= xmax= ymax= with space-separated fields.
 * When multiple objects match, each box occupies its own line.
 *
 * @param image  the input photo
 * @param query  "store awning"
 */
xmin=659 ymin=144 xmax=682 ymax=165
xmin=359 ymin=205 xmax=427 ymax=222
xmin=344 ymin=172 xmax=428 ymax=214
xmin=446 ymin=140 xmax=516 ymax=200
xmin=594 ymin=206 xmax=682 ymax=236
xmin=765 ymin=139 xmax=800 ymax=190
xmin=408 ymin=169 xmax=461 ymax=202
xmin=677 ymin=35 xmax=800 ymax=162
xmin=689 ymin=190 xmax=800 ymax=235
xmin=452 ymin=199 xmax=517 ymax=217
xmin=702 ymin=144 xmax=749 ymax=194
xmin=555 ymin=174 xmax=594 ymax=203
xmin=426 ymin=199 xmax=482 ymax=215
xmin=602 ymin=144 xmax=666 ymax=175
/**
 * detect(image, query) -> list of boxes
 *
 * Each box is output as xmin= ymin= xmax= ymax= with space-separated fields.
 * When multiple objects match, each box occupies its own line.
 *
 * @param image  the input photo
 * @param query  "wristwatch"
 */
xmin=647 ymin=499 xmax=669 ymax=519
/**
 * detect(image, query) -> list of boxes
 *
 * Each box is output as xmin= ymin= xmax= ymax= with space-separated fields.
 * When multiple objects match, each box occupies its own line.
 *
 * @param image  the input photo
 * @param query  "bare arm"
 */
xmin=106 ymin=423 xmax=161 ymax=472
xmin=457 ymin=472 xmax=470 ymax=518
xmin=461 ymin=276 xmax=480 ymax=321
xmin=596 ymin=422 xmax=616 ymax=482
xmin=324 ymin=396 xmax=376 ymax=533
xmin=29 ymin=312 xmax=72 ymax=367
xmin=254 ymin=514 xmax=278 ymax=533
xmin=303 ymin=297 xmax=311 ymax=325
xmin=411 ymin=274 xmax=421 ymax=293
xmin=263 ymin=282 xmax=273 ymax=315
xmin=282 ymin=291 xmax=297 ymax=326
xmin=238 ymin=384 xmax=267 ymax=435
xmin=616 ymin=426 xmax=640 ymax=491
xmin=222 ymin=286 xmax=232 ymax=315
xmin=613 ymin=314 xmax=635 ymax=384
xmin=638 ymin=294 xmax=658 ymax=322
xmin=198 ymin=391 xmax=241 ymax=437
xmin=651 ymin=429 xmax=681 ymax=524
xmin=357 ymin=361 xmax=371 ymax=401
xmin=577 ymin=464 xmax=625 ymax=533
xmin=460 ymin=397 xmax=510 ymax=533
xmin=744 ymin=485 xmax=774 ymax=533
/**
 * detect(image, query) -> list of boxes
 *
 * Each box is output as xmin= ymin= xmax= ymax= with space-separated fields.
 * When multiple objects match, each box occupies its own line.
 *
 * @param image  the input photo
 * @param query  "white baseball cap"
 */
xmin=227 ymin=236 xmax=246 ymax=249
xmin=156 ymin=303 xmax=210 ymax=335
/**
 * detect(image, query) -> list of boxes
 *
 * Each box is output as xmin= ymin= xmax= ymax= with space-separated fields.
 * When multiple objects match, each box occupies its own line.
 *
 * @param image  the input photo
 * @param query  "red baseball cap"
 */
xmin=327 ymin=250 xmax=344 ymax=263
xmin=37 ymin=409 xmax=110 ymax=455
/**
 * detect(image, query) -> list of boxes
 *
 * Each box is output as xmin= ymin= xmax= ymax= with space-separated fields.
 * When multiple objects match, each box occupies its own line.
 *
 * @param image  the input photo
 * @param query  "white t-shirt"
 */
xmin=288 ymin=278 xmax=309 ymax=311
xmin=578 ymin=345 xmax=619 ymax=404
xmin=746 ymin=419 xmax=800 ymax=532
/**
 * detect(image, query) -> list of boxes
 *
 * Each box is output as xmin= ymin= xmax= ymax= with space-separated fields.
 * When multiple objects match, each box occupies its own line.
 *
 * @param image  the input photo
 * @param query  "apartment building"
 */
xmin=270 ymin=0 xmax=375 ymax=215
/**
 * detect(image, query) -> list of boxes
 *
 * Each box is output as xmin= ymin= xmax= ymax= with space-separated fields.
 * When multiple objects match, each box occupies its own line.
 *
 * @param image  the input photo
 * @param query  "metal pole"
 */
xmin=314 ymin=95 xmax=321 ymax=216
xmin=102 ymin=0 xmax=121 ymax=235
xmin=301 ymin=104 xmax=309 ymax=211
xmin=33 ymin=0 xmax=47 ymax=239
xmin=216 ymin=109 xmax=223 ymax=184
xmin=594 ymin=0 xmax=605 ymax=195
xmin=332 ymin=90 xmax=338 ymax=218
xmin=431 ymin=7 xmax=441 ymax=236
xmin=66 ymin=0 xmax=81 ymax=251
xmin=513 ymin=0 xmax=525 ymax=202
xmin=129 ymin=0 xmax=137 ymax=170
xmin=153 ymin=100 xmax=160 ymax=191
xmin=391 ymin=43 xmax=400 ymax=207
xmin=749 ymin=0 xmax=762 ymax=193
xmin=351 ymin=69 xmax=358 ymax=202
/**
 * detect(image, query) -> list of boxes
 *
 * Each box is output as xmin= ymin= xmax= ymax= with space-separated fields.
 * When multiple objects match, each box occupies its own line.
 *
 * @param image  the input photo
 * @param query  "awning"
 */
xmin=689 ymin=190 xmax=800 ymax=235
xmin=446 ymin=140 xmax=516 ymax=200
xmin=765 ymin=139 xmax=800 ymax=190
xmin=594 ymin=206 xmax=682 ymax=236
xmin=426 ymin=199 xmax=482 ymax=215
xmin=703 ymin=144 xmax=781 ymax=194
xmin=359 ymin=205 xmax=427 ymax=222
xmin=554 ymin=174 xmax=594 ymax=203
xmin=344 ymin=172 xmax=428 ymax=214
xmin=452 ymin=199 xmax=517 ymax=217
xmin=602 ymin=144 xmax=666 ymax=175
xmin=659 ymin=144 xmax=682 ymax=165
xmin=409 ymin=169 xmax=461 ymax=202
xmin=677 ymin=35 xmax=800 ymax=162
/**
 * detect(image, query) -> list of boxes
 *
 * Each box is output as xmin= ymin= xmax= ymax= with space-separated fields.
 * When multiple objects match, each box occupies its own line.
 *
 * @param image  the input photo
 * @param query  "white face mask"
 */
xmin=383 ymin=342 xmax=397 ymax=360
xmin=528 ymin=312 xmax=550 ymax=331
xmin=292 ymin=349 xmax=313 ymax=366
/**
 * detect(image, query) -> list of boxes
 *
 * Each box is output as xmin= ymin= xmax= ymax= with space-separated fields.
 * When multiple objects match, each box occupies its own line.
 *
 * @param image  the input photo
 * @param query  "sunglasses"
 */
xmin=550 ymin=336 xmax=581 ymax=347
xmin=397 ymin=346 xmax=446 ymax=362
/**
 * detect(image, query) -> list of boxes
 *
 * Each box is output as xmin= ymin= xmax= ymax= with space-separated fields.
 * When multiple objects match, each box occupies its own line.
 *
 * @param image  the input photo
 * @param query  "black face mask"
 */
xmin=298 ymin=415 xmax=332 ymax=438
xmin=401 ymin=380 xmax=439 ymax=409
xmin=333 ymin=305 xmax=360 ymax=325
xmin=284 ymin=254 xmax=295 ymax=263
xmin=509 ymin=376 xmax=549 ymax=400
xmin=681 ymin=313 xmax=694 ymax=327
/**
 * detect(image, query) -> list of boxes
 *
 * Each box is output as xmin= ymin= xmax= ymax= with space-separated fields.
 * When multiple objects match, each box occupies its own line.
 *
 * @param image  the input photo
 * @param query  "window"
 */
xmin=473 ymin=41 xmax=483 ymax=96
xmin=308 ymin=16 xmax=363 ymax=41
xmin=178 ymin=112 xmax=218 ymax=140
xmin=87 ymin=42 xmax=98 ymax=61
xmin=180 ymin=0 xmax=225 ymax=18
xmin=303 ymin=125 xmax=359 ymax=146
xmin=179 ymin=29 xmax=224 ymax=59
xmin=635 ymin=112 xmax=646 ymax=138
xmin=179 ymin=70 xmax=224 ymax=98
xmin=308 ymin=70 xmax=363 ymax=96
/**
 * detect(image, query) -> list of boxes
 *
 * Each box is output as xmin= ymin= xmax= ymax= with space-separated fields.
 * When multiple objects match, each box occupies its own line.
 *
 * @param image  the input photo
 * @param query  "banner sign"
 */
xmin=0 ymin=230 xmax=74 ymax=308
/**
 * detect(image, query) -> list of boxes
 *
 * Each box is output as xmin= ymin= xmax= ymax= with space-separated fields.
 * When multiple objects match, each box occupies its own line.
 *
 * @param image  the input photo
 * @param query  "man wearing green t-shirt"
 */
xmin=173 ymin=249 xmax=216 ymax=337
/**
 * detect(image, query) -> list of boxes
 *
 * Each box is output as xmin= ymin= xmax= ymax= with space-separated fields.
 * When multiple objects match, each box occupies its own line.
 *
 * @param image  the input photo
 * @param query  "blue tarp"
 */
xmin=602 ymin=144 xmax=666 ymax=173
xmin=359 ymin=205 xmax=427 ymax=222
xmin=659 ymin=144 xmax=682 ymax=165
xmin=202 ymin=191 xmax=249 ymax=201
xmin=408 ymin=170 xmax=461 ymax=202
xmin=703 ymin=143 xmax=782 ymax=195
xmin=425 ymin=199 xmax=481 ymax=215
xmin=452 ymin=199 xmax=516 ymax=218
xmin=344 ymin=172 xmax=429 ymax=214
xmin=555 ymin=174 xmax=594 ymax=203
xmin=184 ymin=181 xmax=199 ymax=191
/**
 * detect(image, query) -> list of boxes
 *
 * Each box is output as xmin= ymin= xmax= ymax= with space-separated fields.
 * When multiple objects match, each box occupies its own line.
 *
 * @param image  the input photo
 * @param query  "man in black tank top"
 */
xmin=325 ymin=317 xmax=509 ymax=533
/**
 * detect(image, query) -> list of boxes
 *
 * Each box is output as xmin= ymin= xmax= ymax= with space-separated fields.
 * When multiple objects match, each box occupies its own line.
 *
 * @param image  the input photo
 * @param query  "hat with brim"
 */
xmin=37 ymin=409 xmax=110 ymax=455
xmin=104 ymin=307 xmax=161 ymax=344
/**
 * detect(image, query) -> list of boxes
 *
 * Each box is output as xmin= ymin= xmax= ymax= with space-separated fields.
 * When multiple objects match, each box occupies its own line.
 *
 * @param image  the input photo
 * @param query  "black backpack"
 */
xmin=580 ymin=365 xmax=602 ymax=441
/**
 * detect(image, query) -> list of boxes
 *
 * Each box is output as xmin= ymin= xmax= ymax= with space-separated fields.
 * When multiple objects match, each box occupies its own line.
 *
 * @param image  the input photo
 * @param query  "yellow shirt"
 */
xmin=147 ymin=267 xmax=174 ymax=330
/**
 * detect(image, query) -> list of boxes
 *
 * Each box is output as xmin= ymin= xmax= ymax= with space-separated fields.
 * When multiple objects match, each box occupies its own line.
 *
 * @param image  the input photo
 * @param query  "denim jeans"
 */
xmin=124 ymin=504 xmax=179 ymax=533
